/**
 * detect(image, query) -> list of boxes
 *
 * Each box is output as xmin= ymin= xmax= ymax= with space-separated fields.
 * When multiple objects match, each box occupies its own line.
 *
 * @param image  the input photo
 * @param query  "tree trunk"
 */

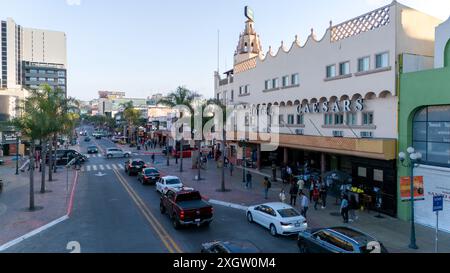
xmin=221 ymin=129 xmax=226 ymax=192
xmin=29 ymin=143 xmax=35 ymax=210
xmin=40 ymin=139 xmax=47 ymax=194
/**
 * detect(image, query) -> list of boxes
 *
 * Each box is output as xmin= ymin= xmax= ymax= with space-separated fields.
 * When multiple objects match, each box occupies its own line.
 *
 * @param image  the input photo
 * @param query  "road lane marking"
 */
xmin=118 ymin=165 xmax=124 ymax=170
xmin=112 ymin=164 xmax=118 ymax=170
xmin=92 ymin=165 xmax=98 ymax=171
xmin=112 ymin=169 xmax=182 ymax=253
xmin=106 ymin=164 xmax=111 ymax=170
xmin=99 ymin=165 xmax=105 ymax=171
xmin=86 ymin=165 xmax=91 ymax=172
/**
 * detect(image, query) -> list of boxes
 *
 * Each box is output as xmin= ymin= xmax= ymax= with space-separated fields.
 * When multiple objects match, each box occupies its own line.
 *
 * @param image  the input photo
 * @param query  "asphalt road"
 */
xmin=4 ymin=126 xmax=299 ymax=253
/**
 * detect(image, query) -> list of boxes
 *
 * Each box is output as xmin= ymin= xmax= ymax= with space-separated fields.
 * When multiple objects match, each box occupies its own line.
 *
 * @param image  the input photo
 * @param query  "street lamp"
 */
xmin=15 ymin=132 xmax=21 ymax=175
xmin=399 ymin=146 xmax=423 ymax=250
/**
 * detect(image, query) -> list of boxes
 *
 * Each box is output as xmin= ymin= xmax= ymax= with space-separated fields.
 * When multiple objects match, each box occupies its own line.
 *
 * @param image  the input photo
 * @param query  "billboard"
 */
xmin=400 ymin=176 xmax=425 ymax=201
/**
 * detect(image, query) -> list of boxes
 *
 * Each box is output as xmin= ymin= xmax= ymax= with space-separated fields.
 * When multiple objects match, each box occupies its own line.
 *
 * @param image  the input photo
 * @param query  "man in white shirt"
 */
xmin=300 ymin=191 xmax=309 ymax=218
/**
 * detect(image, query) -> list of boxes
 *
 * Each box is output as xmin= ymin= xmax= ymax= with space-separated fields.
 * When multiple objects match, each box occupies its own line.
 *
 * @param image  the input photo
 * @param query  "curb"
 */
xmin=209 ymin=199 xmax=249 ymax=211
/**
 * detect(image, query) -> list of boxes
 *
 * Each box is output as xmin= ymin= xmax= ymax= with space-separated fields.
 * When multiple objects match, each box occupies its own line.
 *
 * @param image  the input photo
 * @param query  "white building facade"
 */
xmin=214 ymin=2 xmax=442 ymax=217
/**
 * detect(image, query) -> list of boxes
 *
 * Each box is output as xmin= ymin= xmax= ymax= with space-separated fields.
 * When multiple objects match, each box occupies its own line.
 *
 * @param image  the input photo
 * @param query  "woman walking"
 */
xmin=340 ymin=195 xmax=350 ymax=223
xmin=289 ymin=182 xmax=299 ymax=206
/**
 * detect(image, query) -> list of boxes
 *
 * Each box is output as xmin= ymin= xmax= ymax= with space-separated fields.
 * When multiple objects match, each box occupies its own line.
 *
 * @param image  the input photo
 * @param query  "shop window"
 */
xmin=358 ymin=167 xmax=367 ymax=178
xmin=413 ymin=106 xmax=450 ymax=167
xmin=287 ymin=115 xmax=295 ymax=125
xmin=346 ymin=112 xmax=357 ymax=126
xmin=362 ymin=112 xmax=374 ymax=126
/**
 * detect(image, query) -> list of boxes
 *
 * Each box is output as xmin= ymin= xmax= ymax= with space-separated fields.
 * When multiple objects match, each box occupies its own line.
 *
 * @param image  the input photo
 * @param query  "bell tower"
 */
xmin=234 ymin=6 xmax=263 ymax=65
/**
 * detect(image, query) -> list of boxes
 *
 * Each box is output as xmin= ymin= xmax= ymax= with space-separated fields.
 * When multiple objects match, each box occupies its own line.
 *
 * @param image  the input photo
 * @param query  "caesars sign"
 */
xmin=296 ymin=99 xmax=365 ymax=115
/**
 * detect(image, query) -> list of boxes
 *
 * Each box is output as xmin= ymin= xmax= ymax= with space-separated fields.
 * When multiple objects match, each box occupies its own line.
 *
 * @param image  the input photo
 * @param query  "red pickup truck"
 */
xmin=160 ymin=189 xmax=213 ymax=229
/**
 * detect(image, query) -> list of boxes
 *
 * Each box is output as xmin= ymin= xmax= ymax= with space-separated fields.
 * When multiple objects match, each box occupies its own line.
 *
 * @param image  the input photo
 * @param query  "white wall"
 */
xmin=435 ymin=17 xmax=450 ymax=68
xmin=22 ymin=28 xmax=67 ymax=66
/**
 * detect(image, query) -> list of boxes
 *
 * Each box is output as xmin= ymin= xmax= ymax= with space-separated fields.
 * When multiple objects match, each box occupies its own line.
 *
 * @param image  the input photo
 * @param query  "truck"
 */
xmin=160 ymin=189 xmax=213 ymax=229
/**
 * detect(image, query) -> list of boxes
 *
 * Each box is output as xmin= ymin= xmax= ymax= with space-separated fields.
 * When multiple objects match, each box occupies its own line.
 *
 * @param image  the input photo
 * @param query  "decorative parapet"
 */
xmin=331 ymin=4 xmax=391 ymax=42
xmin=234 ymin=57 xmax=258 ymax=74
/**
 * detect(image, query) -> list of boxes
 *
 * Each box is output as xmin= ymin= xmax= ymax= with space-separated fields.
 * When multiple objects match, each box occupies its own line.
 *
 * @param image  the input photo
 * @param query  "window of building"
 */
xmin=339 ymin=61 xmax=350 ymax=76
xmin=324 ymin=114 xmax=333 ymax=125
xmin=265 ymin=80 xmax=271 ymax=90
xmin=39 ymin=70 xmax=46 ymax=74
xmin=47 ymin=70 xmax=55 ymax=74
xmin=38 ymin=77 xmax=46 ymax=81
xmin=230 ymin=90 xmax=234 ymax=101
xmin=47 ymin=78 xmax=55 ymax=82
xmin=272 ymin=78 xmax=279 ymax=89
xmin=362 ymin=112 xmax=374 ymax=126
xmin=346 ymin=112 xmax=357 ymax=126
xmin=279 ymin=114 xmax=284 ymax=124
xmin=358 ymin=57 xmax=370 ymax=72
xmin=30 ymin=69 xmax=37 ymax=74
xmin=335 ymin=113 xmax=344 ymax=125
xmin=245 ymin=85 xmax=250 ymax=94
xmin=297 ymin=114 xmax=304 ymax=125
xmin=282 ymin=75 xmax=289 ymax=87
xmin=326 ymin=65 xmax=336 ymax=78
xmin=239 ymin=86 xmax=243 ymax=95
xmin=57 ymin=71 xmax=65 ymax=77
xmin=413 ymin=106 xmax=450 ymax=167
xmin=58 ymin=78 xmax=66 ymax=84
xmin=291 ymin=73 xmax=299 ymax=85
xmin=216 ymin=93 xmax=220 ymax=100
xmin=375 ymin=52 xmax=389 ymax=68
xmin=287 ymin=115 xmax=295 ymax=125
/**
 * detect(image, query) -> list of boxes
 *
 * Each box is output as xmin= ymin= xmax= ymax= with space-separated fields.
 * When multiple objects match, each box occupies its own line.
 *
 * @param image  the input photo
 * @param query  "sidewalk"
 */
xmin=0 ymin=159 xmax=77 ymax=247
xmin=153 ymin=153 xmax=450 ymax=253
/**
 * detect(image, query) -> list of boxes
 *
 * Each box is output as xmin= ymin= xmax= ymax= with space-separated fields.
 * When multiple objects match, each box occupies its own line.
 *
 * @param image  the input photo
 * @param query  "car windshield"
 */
xmin=88 ymin=146 xmax=96 ymax=149
xmin=277 ymin=208 xmax=300 ymax=218
xmin=132 ymin=161 xmax=145 ymax=166
xmin=166 ymin=179 xmax=181 ymax=185
xmin=144 ymin=169 xmax=158 ymax=175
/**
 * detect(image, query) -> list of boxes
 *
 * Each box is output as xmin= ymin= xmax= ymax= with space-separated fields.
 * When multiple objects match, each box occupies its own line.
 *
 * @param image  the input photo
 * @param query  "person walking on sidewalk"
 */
xmin=246 ymin=172 xmax=253 ymax=189
xmin=297 ymin=176 xmax=305 ymax=193
xmin=229 ymin=162 xmax=234 ymax=177
xmin=340 ymin=195 xmax=350 ymax=223
xmin=320 ymin=181 xmax=328 ymax=209
xmin=272 ymin=162 xmax=277 ymax=181
xmin=279 ymin=189 xmax=287 ymax=204
xmin=349 ymin=194 xmax=359 ymax=222
xmin=300 ymin=191 xmax=309 ymax=218
xmin=151 ymin=153 xmax=155 ymax=164
xmin=312 ymin=186 xmax=320 ymax=210
xmin=263 ymin=177 xmax=271 ymax=200
xmin=289 ymin=182 xmax=299 ymax=206
xmin=309 ymin=178 xmax=316 ymax=202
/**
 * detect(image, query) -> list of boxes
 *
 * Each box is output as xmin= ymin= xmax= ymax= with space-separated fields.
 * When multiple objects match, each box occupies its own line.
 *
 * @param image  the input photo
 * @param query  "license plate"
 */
xmin=295 ymin=223 xmax=301 ymax=227
xmin=195 ymin=219 xmax=201 ymax=223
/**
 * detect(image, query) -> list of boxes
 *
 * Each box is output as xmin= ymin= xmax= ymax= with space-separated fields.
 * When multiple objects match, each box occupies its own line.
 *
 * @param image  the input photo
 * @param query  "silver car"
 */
xmin=105 ymin=148 xmax=131 ymax=159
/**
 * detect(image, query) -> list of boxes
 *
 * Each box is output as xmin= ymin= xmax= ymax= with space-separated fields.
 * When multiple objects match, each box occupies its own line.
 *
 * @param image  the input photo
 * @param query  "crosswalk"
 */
xmin=80 ymin=163 xmax=125 ymax=172
xmin=85 ymin=154 xmax=103 ymax=158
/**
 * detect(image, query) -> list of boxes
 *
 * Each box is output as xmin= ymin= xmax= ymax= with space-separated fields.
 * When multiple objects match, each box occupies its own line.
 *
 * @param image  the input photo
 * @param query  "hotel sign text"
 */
xmin=296 ymin=99 xmax=365 ymax=115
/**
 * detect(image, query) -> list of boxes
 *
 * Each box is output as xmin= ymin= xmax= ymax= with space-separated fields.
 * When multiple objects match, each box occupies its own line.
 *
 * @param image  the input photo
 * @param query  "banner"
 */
xmin=400 ymin=176 xmax=425 ymax=201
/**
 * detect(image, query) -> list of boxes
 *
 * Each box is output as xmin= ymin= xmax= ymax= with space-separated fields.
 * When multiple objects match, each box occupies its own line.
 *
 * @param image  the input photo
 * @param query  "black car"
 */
xmin=87 ymin=146 xmax=98 ymax=154
xmin=49 ymin=150 xmax=88 ymax=166
xmin=138 ymin=168 xmax=161 ymax=185
xmin=84 ymin=137 xmax=91 ymax=142
xmin=201 ymin=241 xmax=261 ymax=253
xmin=297 ymin=227 xmax=388 ymax=253
xmin=125 ymin=159 xmax=147 ymax=176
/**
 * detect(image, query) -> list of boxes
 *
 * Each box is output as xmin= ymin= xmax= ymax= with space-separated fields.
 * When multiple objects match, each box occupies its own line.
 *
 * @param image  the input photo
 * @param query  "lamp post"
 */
xmin=399 ymin=147 xmax=422 ymax=250
xmin=15 ymin=132 xmax=21 ymax=175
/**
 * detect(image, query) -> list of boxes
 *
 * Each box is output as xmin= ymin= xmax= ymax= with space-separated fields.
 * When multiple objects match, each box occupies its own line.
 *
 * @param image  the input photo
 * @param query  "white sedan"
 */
xmin=246 ymin=203 xmax=307 ymax=237
xmin=156 ymin=176 xmax=184 ymax=195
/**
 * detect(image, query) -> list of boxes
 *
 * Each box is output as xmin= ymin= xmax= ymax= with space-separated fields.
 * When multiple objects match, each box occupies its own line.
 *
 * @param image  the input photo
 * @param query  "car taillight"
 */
xmin=280 ymin=222 xmax=291 ymax=226
xmin=210 ymin=207 xmax=214 ymax=214
xmin=180 ymin=211 xmax=185 ymax=220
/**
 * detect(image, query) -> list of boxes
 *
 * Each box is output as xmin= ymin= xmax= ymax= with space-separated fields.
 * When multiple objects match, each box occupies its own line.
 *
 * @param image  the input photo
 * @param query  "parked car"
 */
xmin=160 ymin=188 xmax=213 ymax=229
xmin=111 ymin=136 xmax=121 ymax=143
xmin=156 ymin=176 xmax=184 ymax=195
xmin=138 ymin=168 xmax=161 ymax=185
xmin=246 ymin=203 xmax=307 ymax=237
xmin=87 ymin=146 xmax=98 ymax=154
xmin=48 ymin=150 xmax=88 ymax=166
xmin=124 ymin=159 xmax=147 ymax=176
xmin=105 ymin=148 xmax=131 ymax=159
xmin=297 ymin=226 xmax=388 ymax=253
xmin=201 ymin=240 xmax=261 ymax=253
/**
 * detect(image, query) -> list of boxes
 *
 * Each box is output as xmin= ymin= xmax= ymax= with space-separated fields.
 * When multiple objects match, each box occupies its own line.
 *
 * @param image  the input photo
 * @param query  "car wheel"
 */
xmin=247 ymin=212 xmax=253 ymax=223
xmin=160 ymin=203 xmax=166 ymax=214
xmin=172 ymin=215 xmax=181 ymax=230
xmin=270 ymin=224 xmax=278 ymax=237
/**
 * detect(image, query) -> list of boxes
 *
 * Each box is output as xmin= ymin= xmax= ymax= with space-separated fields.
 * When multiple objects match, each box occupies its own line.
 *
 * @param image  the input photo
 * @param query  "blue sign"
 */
xmin=433 ymin=195 xmax=444 ymax=212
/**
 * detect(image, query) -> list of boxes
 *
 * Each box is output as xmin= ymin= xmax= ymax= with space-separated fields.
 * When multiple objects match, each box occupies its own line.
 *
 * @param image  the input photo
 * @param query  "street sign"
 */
xmin=433 ymin=195 xmax=444 ymax=212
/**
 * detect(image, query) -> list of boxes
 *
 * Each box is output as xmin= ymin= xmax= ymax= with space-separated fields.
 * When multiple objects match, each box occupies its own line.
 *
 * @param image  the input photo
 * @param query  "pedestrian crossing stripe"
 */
xmin=86 ymin=165 xmax=91 ymax=172
xmin=119 ymin=165 xmax=124 ymax=170
xmin=93 ymin=165 xmax=98 ymax=171
xmin=112 ymin=164 xmax=118 ymax=170
xmin=79 ymin=164 xmax=126 ymax=172
xmin=106 ymin=164 xmax=111 ymax=170
xmin=99 ymin=165 xmax=105 ymax=171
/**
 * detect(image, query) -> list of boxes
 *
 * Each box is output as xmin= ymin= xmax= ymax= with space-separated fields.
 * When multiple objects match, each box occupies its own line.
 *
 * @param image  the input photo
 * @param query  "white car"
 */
xmin=105 ymin=148 xmax=131 ymax=159
xmin=156 ymin=176 xmax=184 ymax=195
xmin=246 ymin=203 xmax=307 ymax=237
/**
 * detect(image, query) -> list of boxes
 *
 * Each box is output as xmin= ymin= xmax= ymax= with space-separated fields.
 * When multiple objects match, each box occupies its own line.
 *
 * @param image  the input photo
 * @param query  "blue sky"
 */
xmin=1 ymin=0 xmax=449 ymax=101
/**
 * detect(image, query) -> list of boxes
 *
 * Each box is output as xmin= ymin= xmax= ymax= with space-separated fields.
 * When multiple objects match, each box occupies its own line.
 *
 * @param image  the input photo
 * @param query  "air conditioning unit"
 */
xmin=295 ymin=129 xmax=304 ymax=135
xmin=333 ymin=131 xmax=344 ymax=137
xmin=361 ymin=131 xmax=374 ymax=138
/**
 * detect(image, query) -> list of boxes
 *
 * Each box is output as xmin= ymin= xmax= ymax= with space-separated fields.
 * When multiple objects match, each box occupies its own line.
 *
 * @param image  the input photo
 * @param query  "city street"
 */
xmin=3 ymin=126 xmax=298 ymax=253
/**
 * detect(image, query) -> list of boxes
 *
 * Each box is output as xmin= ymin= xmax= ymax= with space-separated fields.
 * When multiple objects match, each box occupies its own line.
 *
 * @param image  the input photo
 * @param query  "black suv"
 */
xmin=297 ymin=227 xmax=388 ymax=253
xmin=125 ymin=159 xmax=147 ymax=176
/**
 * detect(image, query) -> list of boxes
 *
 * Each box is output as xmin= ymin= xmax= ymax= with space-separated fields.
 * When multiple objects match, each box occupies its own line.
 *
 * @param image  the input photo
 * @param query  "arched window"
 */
xmin=413 ymin=105 xmax=450 ymax=167
xmin=445 ymin=39 xmax=450 ymax=67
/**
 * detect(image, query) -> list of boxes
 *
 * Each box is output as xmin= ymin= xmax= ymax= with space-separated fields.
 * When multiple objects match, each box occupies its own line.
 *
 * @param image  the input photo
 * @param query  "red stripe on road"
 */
xmin=67 ymin=171 xmax=79 ymax=217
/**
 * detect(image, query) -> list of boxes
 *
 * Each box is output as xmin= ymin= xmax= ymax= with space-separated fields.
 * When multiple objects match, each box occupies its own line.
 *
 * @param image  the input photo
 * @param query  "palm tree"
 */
xmin=121 ymin=101 xmax=141 ymax=146
xmin=158 ymin=87 xmax=201 ymax=172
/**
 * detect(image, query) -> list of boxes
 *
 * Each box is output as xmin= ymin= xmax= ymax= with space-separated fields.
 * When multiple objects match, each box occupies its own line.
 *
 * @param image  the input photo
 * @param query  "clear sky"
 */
xmin=1 ymin=0 xmax=449 ymax=101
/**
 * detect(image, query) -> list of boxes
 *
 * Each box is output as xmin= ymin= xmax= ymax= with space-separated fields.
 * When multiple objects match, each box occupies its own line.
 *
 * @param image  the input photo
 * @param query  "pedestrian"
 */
xmin=289 ymin=182 xmax=299 ymax=206
xmin=279 ymin=189 xmax=287 ymax=204
xmin=271 ymin=162 xmax=277 ymax=181
xmin=300 ymin=191 xmax=309 ymax=218
xmin=349 ymin=194 xmax=359 ymax=222
xmin=281 ymin=165 xmax=287 ymax=184
xmin=145 ymin=143 xmax=148 ymax=151
xmin=246 ymin=172 xmax=253 ymax=189
xmin=320 ymin=181 xmax=328 ymax=209
xmin=341 ymin=195 xmax=350 ymax=223
xmin=309 ymin=178 xmax=315 ymax=202
xmin=263 ymin=176 xmax=271 ymax=199
xmin=230 ymin=162 xmax=234 ymax=176
xmin=313 ymin=186 xmax=320 ymax=210
xmin=297 ymin=176 xmax=305 ymax=193
xmin=151 ymin=153 xmax=155 ymax=164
